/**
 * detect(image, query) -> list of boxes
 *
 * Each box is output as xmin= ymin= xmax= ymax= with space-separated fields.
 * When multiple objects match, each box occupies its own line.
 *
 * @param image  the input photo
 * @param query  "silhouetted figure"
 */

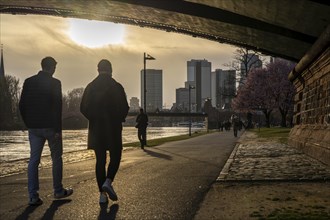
xmin=135 ymin=108 xmax=148 ymax=149
xmin=231 ymin=114 xmax=239 ymax=137
xmin=80 ymin=59 xmax=129 ymax=204
xmin=19 ymin=57 xmax=73 ymax=206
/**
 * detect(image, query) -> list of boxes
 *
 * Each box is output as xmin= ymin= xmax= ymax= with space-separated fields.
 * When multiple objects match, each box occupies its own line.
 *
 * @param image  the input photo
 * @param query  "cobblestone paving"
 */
xmin=223 ymin=134 xmax=330 ymax=181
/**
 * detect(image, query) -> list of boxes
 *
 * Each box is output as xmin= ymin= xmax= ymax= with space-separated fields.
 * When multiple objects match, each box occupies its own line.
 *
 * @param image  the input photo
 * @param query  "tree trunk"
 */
xmin=263 ymin=109 xmax=272 ymax=128
xmin=246 ymin=112 xmax=253 ymax=129
xmin=279 ymin=107 xmax=288 ymax=127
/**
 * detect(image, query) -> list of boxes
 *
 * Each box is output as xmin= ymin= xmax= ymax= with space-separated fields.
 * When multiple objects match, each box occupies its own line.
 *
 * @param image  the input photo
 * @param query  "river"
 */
xmin=0 ymin=127 xmax=205 ymax=162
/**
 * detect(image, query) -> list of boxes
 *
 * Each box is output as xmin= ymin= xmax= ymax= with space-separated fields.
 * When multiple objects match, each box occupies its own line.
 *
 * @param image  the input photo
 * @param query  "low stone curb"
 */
xmin=217 ymin=143 xmax=240 ymax=181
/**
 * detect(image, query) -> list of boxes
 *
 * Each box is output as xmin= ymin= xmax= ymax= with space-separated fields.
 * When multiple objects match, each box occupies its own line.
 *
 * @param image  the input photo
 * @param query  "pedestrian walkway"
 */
xmin=194 ymin=131 xmax=330 ymax=220
xmin=0 ymin=131 xmax=237 ymax=220
xmin=1 ymin=130 xmax=330 ymax=219
xmin=218 ymin=131 xmax=330 ymax=181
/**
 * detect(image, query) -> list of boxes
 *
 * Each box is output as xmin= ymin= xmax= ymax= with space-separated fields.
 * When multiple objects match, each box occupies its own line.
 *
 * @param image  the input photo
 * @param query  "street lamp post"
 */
xmin=189 ymin=85 xmax=195 ymax=136
xmin=143 ymin=52 xmax=155 ymax=113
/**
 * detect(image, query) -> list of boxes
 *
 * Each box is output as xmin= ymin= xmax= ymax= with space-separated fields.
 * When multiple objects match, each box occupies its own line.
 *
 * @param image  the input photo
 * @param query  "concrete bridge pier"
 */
xmin=288 ymin=25 xmax=330 ymax=165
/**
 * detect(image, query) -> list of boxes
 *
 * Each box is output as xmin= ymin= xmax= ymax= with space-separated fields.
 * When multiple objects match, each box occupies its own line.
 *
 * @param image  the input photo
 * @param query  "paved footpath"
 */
xmin=1 ymin=130 xmax=330 ymax=219
xmin=0 ymin=131 xmax=238 ymax=220
xmin=194 ymin=131 xmax=330 ymax=220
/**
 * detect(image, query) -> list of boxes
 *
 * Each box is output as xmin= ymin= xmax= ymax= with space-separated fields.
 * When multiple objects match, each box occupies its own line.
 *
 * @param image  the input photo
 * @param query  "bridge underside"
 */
xmin=1 ymin=0 xmax=329 ymax=61
xmin=1 ymin=0 xmax=329 ymax=164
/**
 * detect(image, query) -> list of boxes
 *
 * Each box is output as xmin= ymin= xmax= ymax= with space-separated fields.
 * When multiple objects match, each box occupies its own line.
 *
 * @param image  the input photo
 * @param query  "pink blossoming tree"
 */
xmin=232 ymin=59 xmax=295 ymax=127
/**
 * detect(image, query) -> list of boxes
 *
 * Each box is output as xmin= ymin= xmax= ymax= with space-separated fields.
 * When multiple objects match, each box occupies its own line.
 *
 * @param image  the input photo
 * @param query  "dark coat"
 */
xmin=80 ymin=74 xmax=129 ymax=150
xmin=19 ymin=71 xmax=62 ymax=132
xmin=136 ymin=113 xmax=148 ymax=130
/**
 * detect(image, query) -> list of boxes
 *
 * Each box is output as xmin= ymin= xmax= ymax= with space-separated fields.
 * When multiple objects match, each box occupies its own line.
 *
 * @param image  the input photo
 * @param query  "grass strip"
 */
xmin=249 ymin=127 xmax=292 ymax=144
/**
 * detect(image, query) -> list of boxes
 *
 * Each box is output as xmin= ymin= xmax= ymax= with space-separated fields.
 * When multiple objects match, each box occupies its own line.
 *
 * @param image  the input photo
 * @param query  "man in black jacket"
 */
xmin=136 ymin=108 xmax=148 ymax=149
xmin=19 ymin=57 xmax=73 ymax=206
xmin=80 ymin=59 xmax=129 ymax=204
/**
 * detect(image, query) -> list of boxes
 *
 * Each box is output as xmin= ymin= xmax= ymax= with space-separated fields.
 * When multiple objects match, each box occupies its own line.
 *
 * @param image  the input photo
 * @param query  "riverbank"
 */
xmin=0 ymin=130 xmax=208 ymax=177
xmin=0 ymin=127 xmax=206 ymax=162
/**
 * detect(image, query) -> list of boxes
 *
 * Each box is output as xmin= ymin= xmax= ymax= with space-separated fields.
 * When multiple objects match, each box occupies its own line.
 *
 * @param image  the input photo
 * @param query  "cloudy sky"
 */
xmin=1 ymin=14 xmax=237 ymax=108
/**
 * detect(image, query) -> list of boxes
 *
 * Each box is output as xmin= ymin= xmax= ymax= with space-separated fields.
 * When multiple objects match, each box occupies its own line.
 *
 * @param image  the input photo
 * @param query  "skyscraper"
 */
xmin=239 ymin=53 xmax=262 ymax=85
xmin=176 ymin=87 xmax=189 ymax=112
xmin=140 ymin=69 xmax=163 ymax=112
xmin=212 ymin=69 xmax=236 ymax=110
xmin=187 ymin=59 xmax=211 ymax=112
xmin=129 ymin=97 xmax=140 ymax=112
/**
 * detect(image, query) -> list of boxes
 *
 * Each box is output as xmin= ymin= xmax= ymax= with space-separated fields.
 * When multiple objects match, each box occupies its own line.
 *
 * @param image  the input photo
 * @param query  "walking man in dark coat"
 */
xmin=231 ymin=113 xmax=239 ymax=137
xmin=19 ymin=57 xmax=73 ymax=206
xmin=80 ymin=59 xmax=129 ymax=203
xmin=135 ymin=108 xmax=148 ymax=149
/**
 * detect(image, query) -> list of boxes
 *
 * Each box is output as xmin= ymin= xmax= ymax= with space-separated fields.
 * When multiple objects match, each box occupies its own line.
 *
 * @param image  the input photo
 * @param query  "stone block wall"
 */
xmin=289 ymin=47 xmax=330 ymax=165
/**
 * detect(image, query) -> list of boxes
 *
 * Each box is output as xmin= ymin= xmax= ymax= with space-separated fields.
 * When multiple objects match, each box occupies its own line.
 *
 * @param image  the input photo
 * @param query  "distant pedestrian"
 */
xmin=80 ymin=59 xmax=129 ymax=204
xmin=19 ymin=57 xmax=73 ymax=206
xmin=230 ymin=114 xmax=239 ymax=137
xmin=135 ymin=108 xmax=148 ymax=149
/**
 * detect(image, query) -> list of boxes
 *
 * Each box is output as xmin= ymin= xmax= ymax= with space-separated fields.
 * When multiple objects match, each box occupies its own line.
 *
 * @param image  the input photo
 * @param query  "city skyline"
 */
xmin=175 ymin=59 xmax=237 ymax=113
xmin=1 ymin=14 xmax=237 ymax=107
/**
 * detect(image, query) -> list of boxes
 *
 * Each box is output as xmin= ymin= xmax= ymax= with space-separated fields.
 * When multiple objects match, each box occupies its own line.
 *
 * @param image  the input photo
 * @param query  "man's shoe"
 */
xmin=102 ymin=179 xmax=118 ymax=201
xmin=29 ymin=197 xmax=43 ymax=206
xmin=99 ymin=192 xmax=108 ymax=204
xmin=54 ymin=188 xmax=73 ymax=199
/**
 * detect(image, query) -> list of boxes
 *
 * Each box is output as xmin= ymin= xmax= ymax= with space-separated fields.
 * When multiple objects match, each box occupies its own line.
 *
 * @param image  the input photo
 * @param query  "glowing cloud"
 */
xmin=68 ymin=18 xmax=125 ymax=48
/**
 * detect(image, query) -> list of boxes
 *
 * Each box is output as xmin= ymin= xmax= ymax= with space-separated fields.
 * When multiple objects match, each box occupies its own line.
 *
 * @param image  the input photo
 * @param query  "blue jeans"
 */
xmin=28 ymin=128 xmax=63 ymax=199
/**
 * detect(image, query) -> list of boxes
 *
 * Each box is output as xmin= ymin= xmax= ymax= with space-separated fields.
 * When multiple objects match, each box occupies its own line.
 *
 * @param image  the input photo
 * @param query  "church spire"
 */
xmin=0 ymin=44 xmax=4 ymax=78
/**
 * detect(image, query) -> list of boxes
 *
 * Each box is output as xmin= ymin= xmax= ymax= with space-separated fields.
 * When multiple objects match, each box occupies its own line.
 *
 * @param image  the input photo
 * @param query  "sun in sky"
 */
xmin=67 ymin=18 xmax=125 ymax=48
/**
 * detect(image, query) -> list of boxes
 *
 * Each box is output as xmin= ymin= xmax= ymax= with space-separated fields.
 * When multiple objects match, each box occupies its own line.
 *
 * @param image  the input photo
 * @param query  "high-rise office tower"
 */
xmin=211 ymin=69 xmax=236 ymax=110
xmin=187 ymin=59 xmax=211 ymax=112
xmin=176 ymin=87 xmax=189 ymax=112
xmin=239 ymin=53 xmax=262 ymax=85
xmin=140 ymin=69 xmax=163 ymax=112
xmin=129 ymin=97 xmax=140 ymax=112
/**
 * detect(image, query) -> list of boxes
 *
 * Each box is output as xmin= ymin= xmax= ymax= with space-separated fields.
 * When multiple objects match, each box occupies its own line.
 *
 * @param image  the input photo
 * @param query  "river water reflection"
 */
xmin=0 ymin=127 xmax=204 ymax=162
